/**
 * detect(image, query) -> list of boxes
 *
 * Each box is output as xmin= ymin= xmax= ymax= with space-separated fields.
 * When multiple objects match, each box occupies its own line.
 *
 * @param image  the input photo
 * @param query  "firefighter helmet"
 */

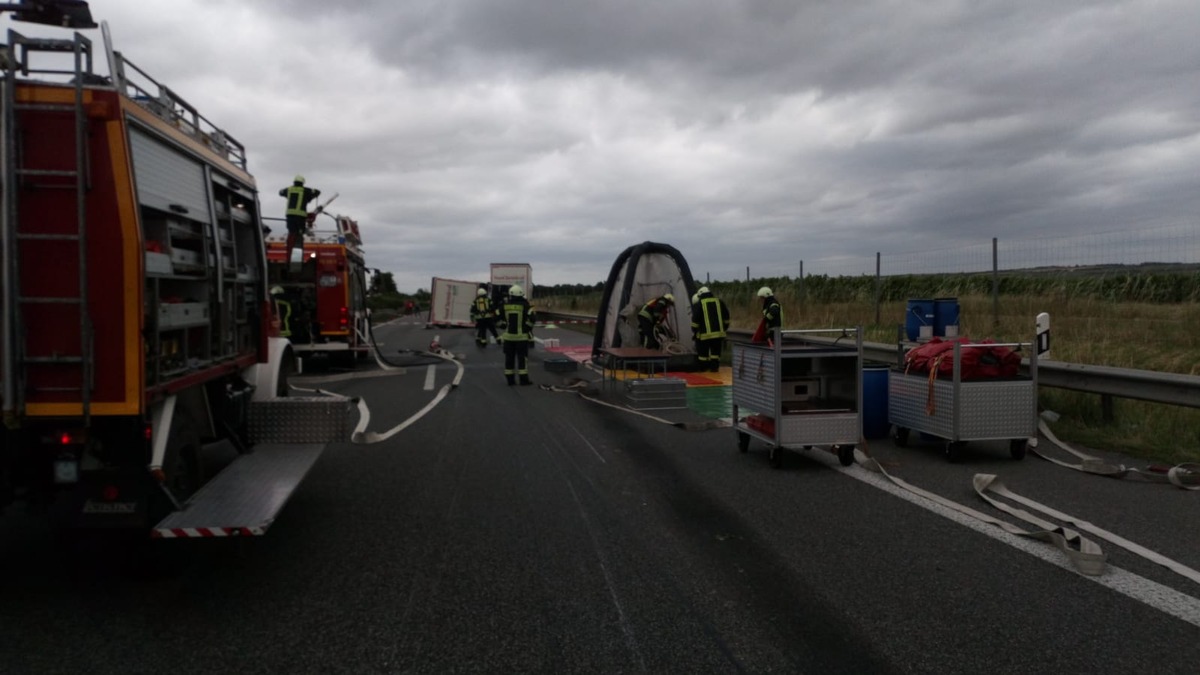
xmin=509 ymin=285 xmax=525 ymax=297
xmin=757 ymin=286 xmax=772 ymax=298
xmin=294 ymin=175 xmax=305 ymax=184
xmin=698 ymin=286 xmax=710 ymax=295
xmin=477 ymin=288 xmax=487 ymax=296
xmin=270 ymin=285 xmax=285 ymax=296
xmin=663 ymin=293 xmax=675 ymax=303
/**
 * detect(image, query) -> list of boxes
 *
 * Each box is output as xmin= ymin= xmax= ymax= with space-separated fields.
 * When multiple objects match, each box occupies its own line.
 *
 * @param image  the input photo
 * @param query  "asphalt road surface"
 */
xmin=2 ymin=318 xmax=1198 ymax=673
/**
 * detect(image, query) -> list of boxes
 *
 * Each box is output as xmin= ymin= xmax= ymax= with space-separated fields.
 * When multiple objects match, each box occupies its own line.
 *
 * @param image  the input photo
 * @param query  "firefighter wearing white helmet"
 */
xmin=637 ymin=292 xmax=675 ymax=350
xmin=270 ymin=285 xmax=293 ymax=338
xmin=691 ymin=286 xmax=730 ymax=372
xmin=501 ymin=285 xmax=535 ymax=385
xmin=756 ymin=286 xmax=782 ymax=346
xmin=471 ymin=286 xmax=499 ymax=348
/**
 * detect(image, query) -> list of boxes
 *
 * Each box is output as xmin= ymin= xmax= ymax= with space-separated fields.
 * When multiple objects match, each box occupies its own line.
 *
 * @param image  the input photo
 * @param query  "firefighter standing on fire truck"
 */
xmin=501 ymin=285 xmax=535 ymax=386
xmin=279 ymin=175 xmax=320 ymax=266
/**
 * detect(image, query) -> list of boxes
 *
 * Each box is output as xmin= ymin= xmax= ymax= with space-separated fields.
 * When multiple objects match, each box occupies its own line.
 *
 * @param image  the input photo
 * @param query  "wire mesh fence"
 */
xmin=697 ymin=222 xmax=1200 ymax=282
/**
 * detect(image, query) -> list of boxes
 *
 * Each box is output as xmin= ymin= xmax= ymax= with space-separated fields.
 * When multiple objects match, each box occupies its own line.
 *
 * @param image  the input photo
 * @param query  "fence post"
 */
xmin=799 ymin=261 xmax=804 ymax=301
xmin=874 ymin=251 xmax=881 ymax=326
xmin=992 ymin=237 xmax=1000 ymax=329
xmin=746 ymin=266 xmax=749 ymax=282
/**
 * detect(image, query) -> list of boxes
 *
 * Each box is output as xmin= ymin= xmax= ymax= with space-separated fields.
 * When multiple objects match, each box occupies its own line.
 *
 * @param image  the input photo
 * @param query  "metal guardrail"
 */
xmin=538 ymin=311 xmax=1200 ymax=410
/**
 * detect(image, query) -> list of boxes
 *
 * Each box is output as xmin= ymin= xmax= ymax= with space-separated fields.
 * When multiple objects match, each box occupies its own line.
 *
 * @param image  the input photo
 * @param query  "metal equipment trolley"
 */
xmin=732 ymin=328 xmax=863 ymax=468
xmin=888 ymin=337 xmax=1038 ymax=462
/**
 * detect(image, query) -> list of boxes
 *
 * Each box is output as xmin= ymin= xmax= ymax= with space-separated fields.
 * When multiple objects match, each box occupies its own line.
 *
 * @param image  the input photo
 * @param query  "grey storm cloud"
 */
xmin=7 ymin=0 xmax=1198 ymax=290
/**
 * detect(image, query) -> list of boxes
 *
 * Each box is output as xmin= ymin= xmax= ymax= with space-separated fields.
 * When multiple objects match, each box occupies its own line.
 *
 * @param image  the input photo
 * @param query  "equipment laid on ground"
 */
xmin=265 ymin=214 xmax=370 ymax=366
xmin=888 ymin=333 xmax=1037 ymax=462
xmin=426 ymin=276 xmax=481 ymax=328
xmin=732 ymin=329 xmax=863 ymax=468
xmin=626 ymin=377 xmax=687 ymax=410
xmin=1 ymin=22 xmax=344 ymax=539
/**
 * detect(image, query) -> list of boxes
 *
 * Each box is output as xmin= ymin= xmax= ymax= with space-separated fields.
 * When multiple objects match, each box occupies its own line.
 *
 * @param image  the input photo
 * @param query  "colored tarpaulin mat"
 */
xmin=665 ymin=369 xmax=730 ymax=387
xmin=544 ymin=346 xmax=593 ymax=362
xmin=687 ymin=386 xmax=732 ymax=420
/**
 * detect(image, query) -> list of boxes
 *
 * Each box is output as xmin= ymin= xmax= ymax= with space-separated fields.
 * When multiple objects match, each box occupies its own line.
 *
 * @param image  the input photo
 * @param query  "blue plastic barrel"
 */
xmin=862 ymin=365 xmax=891 ymax=439
xmin=934 ymin=297 xmax=960 ymax=337
xmin=905 ymin=299 xmax=935 ymax=341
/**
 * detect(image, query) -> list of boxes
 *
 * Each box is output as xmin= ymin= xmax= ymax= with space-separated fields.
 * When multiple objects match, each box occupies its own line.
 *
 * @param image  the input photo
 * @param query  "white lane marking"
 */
xmin=423 ymin=364 xmax=436 ymax=391
xmin=838 ymin=461 xmax=1200 ymax=629
xmin=569 ymin=422 xmax=606 ymax=464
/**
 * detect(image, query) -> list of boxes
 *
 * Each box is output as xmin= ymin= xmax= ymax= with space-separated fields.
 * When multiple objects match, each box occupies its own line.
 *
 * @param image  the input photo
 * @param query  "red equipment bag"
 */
xmin=904 ymin=337 xmax=1021 ymax=380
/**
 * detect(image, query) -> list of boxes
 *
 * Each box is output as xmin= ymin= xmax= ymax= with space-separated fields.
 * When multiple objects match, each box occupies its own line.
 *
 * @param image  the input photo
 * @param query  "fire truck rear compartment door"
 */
xmin=152 ymin=443 xmax=324 ymax=537
xmin=128 ymin=127 xmax=210 ymax=218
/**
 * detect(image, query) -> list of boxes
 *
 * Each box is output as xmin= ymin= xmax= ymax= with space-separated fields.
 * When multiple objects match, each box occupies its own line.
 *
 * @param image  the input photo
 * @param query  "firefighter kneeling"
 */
xmin=501 ymin=285 xmax=534 ymax=386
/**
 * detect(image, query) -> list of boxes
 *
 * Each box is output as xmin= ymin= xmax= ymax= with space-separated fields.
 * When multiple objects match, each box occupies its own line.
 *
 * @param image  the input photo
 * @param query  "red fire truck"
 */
xmin=264 ymin=214 xmax=371 ymax=366
xmin=0 ymin=12 xmax=350 ymax=538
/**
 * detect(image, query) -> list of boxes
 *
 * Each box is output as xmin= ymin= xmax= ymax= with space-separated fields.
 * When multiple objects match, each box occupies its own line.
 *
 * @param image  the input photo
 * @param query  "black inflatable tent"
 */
xmin=592 ymin=241 xmax=699 ymax=361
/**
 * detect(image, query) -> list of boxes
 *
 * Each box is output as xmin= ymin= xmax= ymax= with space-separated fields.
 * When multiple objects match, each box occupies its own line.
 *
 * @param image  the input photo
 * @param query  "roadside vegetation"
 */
xmin=540 ymin=268 xmax=1200 ymax=465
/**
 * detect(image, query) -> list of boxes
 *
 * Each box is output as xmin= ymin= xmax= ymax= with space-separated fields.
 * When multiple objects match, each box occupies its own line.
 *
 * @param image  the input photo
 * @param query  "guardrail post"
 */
xmin=1102 ymin=394 xmax=1114 ymax=423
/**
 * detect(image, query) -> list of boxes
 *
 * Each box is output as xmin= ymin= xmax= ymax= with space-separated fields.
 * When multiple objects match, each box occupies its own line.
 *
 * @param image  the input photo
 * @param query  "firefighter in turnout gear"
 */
xmin=757 ymin=286 xmax=783 ymax=346
xmin=501 ymin=285 xmax=535 ymax=385
xmin=637 ymin=293 xmax=675 ymax=350
xmin=690 ymin=286 xmax=730 ymax=372
xmin=471 ymin=287 xmax=499 ymax=347
xmin=279 ymin=175 xmax=320 ymax=267
xmin=270 ymin=285 xmax=292 ymax=338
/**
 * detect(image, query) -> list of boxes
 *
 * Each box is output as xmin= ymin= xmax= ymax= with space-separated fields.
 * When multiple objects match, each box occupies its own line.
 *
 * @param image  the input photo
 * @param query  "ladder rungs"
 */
xmin=17 ymin=233 xmax=81 ymax=241
xmin=18 ymin=296 xmax=83 ymax=304
xmin=17 ymin=168 xmax=79 ymax=178
xmin=14 ymin=103 xmax=77 ymax=112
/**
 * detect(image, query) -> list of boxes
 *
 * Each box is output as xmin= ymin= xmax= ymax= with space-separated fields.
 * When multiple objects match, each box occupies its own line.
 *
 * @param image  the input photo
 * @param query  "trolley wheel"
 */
xmin=769 ymin=445 xmax=783 ymax=469
xmin=944 ymin=441 xmax=965 ymax=463
xmin=893 ymin=426 xmax=910 ymax=448
xmin=1009 ymin=439 xmax=1028 ymax=460
xmin=836 ymin=444 xmax=855 ymax=467
xmin=737 ymin=431 xmax=750 ymax=453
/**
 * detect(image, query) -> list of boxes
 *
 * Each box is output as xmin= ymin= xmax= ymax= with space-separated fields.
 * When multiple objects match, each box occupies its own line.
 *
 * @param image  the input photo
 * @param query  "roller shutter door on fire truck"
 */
xmin=128 ymin=127 xmax=210 ymax=218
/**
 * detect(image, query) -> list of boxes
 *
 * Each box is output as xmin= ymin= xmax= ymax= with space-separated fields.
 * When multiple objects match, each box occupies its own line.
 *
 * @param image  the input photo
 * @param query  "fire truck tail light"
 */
xmin=340 ymin=306 xmax=348 ymax=327
xmin=45 ymin=429 xmax=86 ymax=445
xmin=101 ymin=485 xmax=120 ymax=501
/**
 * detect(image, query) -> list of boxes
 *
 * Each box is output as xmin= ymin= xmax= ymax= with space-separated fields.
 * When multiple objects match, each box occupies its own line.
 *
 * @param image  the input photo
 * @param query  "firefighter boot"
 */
xmin=506 ymin=375 xmax=516 ymax=386
xmin=519 ymin=375 xmax=532 ymax=386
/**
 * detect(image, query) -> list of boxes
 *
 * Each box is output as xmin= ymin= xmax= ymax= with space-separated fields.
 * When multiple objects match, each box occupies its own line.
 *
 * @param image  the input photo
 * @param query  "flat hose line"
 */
xmin=559 ymin=359 xmax=1197 ymax=582
xmin=1032 ymin=419 xmax=1199 ymax=490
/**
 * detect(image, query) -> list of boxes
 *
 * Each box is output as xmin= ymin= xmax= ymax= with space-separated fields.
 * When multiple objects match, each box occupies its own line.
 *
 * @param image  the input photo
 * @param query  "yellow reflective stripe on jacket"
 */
xmin=695 ymin=297 xmax=727 ymax=340
xmin=285 ymin=185 xmax=307 ymax=216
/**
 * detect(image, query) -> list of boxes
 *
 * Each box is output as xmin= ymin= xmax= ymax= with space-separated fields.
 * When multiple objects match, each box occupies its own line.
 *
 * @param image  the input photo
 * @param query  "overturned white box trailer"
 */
xmin=427 ymin=277 xmax=483 ymax=327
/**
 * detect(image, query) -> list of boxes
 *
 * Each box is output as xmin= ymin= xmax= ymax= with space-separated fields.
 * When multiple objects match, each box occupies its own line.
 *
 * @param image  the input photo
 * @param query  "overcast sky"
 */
xmin=6 ymin=0 xmax=1200 ymax=292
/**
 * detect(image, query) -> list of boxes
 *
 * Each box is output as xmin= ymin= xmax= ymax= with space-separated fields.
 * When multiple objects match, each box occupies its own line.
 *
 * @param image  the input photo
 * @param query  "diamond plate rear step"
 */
xmin=152 ymin=443 xmax=324 ymax=538
xmin=152 ymin=396 xmax=355 ymax=538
